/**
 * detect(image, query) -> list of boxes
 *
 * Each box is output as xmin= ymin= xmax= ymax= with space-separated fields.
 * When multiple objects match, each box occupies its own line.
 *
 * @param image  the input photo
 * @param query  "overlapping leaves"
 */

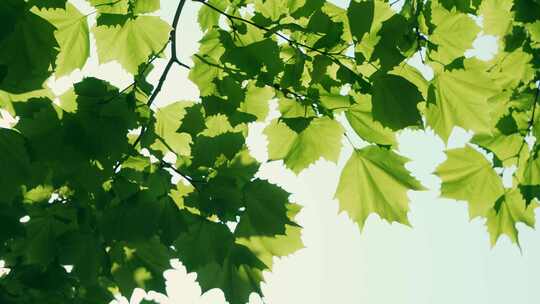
xmin=1 ymin=0 xmax=540 ymax=303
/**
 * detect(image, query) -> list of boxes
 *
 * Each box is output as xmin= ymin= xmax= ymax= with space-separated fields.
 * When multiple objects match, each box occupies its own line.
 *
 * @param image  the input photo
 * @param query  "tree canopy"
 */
xmin=0 ymin=0 xmax=539 ymax=303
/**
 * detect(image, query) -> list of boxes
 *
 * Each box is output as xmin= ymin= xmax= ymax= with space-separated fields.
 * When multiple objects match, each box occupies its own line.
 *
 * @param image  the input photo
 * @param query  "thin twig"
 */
xmin=343 ymin=132 xmax=357 ymax=149
xmin=113 ymin=0 xmax=188 ymax=173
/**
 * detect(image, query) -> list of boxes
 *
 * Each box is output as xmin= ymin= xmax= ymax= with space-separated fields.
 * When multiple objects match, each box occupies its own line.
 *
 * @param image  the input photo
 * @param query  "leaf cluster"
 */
xmin=0 ymin=0 xmax=539 ymax=303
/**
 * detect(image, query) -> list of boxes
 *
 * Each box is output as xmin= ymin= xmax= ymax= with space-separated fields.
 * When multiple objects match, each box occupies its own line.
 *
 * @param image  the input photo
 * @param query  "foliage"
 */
xmin=0 ymin=0 xmax=539 ymax=303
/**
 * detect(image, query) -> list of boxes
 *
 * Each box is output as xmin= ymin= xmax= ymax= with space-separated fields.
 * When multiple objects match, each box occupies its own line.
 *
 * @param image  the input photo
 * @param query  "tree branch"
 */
xmin=113 ymin=0 xmax=188 ymax=173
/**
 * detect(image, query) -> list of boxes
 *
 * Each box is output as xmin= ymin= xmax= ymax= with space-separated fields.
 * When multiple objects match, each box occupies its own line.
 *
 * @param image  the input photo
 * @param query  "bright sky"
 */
xmin=4 ymin=1 xmax=540 ymax=303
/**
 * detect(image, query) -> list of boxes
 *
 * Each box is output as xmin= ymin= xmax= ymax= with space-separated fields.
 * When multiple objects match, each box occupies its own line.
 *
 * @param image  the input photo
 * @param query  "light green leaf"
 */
xmin=189 ymin=55 xmax=221 ymax=97
xmin=487 ymin=189 xmax=538 ymax=246
xmin=150 ymin=102 xmax=192 ymax=156
xmin=436 ymin=146 xmax=504 ymax=218
xmin=197 ymin=0 xmax=228 ymax=31
xmin=520 ymin=154 xmax=540 ymax=205
xmin=489 ymin=49 xmax=534 ymax=89
xmin=429 ymin=5 xmax=480 ymax=64
xmin=425 ymin=67 xmax=497 ymax=141
xmin=255 ymin=0 xmax=288 ymax=21
xmin=132 ymin=0 xmax=160 ymax=14
xmin=32 ymin=4 xmax=90 ymax=77
xmin=523 ymin=154 xmax=540 ymax=185
xmin=23 ymin=185 xmax=54 ymax=204
xmin=264 ymin=117 xmax=343 ymax=173
xmin=472 ymin=132 xmax=524 ymax=167
xmin=335 ymin=145 xmax=424 ymax=229
xmin=278 ymin=97 xmax=316 ymax=118
xmin=480 ymin=0 xmax=513 ymax=36
xmin=526 ymin=21 xmax=540 ymax=48
xmin=346 ymin=94 xmax=397 ymax=146
xmin=239 ymin=84 xmax=273 ymax=121
xmin=93 ymin=16 xmax=171 ymax=74
xmin=319 ymin=93 xmax=351 ymax=111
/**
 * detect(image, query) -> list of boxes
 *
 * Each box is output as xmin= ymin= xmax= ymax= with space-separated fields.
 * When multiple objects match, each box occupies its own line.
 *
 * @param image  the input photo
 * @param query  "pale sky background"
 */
xmin=2 ymin=1 xmax=540 ymax=304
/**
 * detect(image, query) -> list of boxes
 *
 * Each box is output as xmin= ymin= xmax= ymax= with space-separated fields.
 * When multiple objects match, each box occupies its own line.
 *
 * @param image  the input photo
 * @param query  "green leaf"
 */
xmin=521 ymin=152 xmax=540 ymax=206
xmin=195 ymin=246 xmax=265 ymax=304
xmin=489 ymin=49 xmax=534 ymax=89
xmin=108 ymin=237 xmax=172 ymax=295
xmin=28 ymin=0 xmax=67 ymax=9
xmin=58 ymin=233 xmax=105 ymax=284
xmin=0 ymin=129 xmax=31 ymax=204
xmin=175 ymin=216 xmax=266 ymax=304
xmin=480 ymin=0 xmax=514 ymax=36
xmin=439 ymin=0 xmax=479 ymax=13
xmin=525 ymin=153 xmax=540 ymax=182
xmin=197 ymin=0 xmax=228 ymax=31
xmin=436 ymin=146 xmax=505 ymax=218
xmin=306 ymin=9 xmax=344 ymax=51
xmin=221 ymin=37 xmax=283 ymax=80
xmin=346 ymin=94 xmax=397 ymax=146
xmin=239 ymin=84 xmax=274 ymax=121
xmin=335 ymin=145 xmax=424 ymax=230
xmin=428 ymin=5 xmax=480 ymax=64
xmin=371 ymin=73 xmax=423 ymax=130
xmin=526 ymin=21 xmax=540 ymax=48
xmin=0 ymin=7 xmax=58 ymax=93
xmin=240 ymin=179 xmax=296 ymax=236
xmin=190 ymin=132 xmax=245 ymax=168
xmin=236 ymin=196 xmax=303 ymax=267
xmin=23 ymin=185 xmax=54 ymax=204
xmin=278 ymin=97 xmax=316 ymax=118
xmin=255 ymin=0 xmax=288 ymax=21
xmin=147 ymin=102 xmax=193 ymax=157
xmin=371 ymin=14 xmax=414 ymax=71
xmin=486 ymin=189 xmax=538 ymax=246
xmin=24 ymin=205 xmax=77 ymax=266
xmin=471 ymin=132 xmax=524 ymax=167
xmin=32 ymin=4 xmax=90 ymax=77
xmin=93 ymin=16 xmax=171 ymax=74
xmin=132 ymin=0 xmax=160 ymax=14
xmin=348 ymin=0 xmax=374 ymax=42
xmin=319 ymin=93 xmax=351 ymax=111
xmin=425 ymin=67 xmax=497 ymax=141
xmin=264 ymin=117 xmax=344 ymax=173
xmin=89 ymin=0 xmax=129 ymax=14
xmin=352 ymin=0 xmax=394 ymax=61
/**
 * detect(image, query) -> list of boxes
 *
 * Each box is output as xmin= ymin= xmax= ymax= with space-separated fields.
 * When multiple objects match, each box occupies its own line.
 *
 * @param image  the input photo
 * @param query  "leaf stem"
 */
xmin=343 ymin=131 xmax=357 ymax=150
